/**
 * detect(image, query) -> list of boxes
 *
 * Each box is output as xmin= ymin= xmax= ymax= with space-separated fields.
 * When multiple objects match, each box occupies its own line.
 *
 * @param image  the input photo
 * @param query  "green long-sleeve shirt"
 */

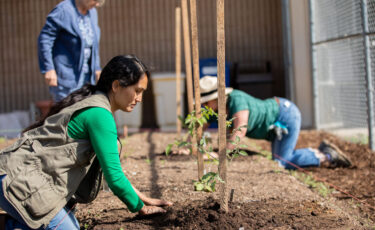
xmin=67 ymin=107 xmax=143 ymax=212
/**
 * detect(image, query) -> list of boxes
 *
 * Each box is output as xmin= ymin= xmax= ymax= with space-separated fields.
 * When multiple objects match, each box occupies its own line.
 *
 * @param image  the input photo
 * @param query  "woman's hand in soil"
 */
xmin=132 ymin=185 xmax=173 ymax=207
xmin=143 ymin=198 xmax=173 ymax=207
xmin=139 ymin=205 xmax=167 ymax=215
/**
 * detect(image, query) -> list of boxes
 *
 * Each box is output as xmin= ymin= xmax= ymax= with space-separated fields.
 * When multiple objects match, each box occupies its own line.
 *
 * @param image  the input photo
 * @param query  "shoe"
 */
xmin=318 ymin=140 xmax=352 ymax=168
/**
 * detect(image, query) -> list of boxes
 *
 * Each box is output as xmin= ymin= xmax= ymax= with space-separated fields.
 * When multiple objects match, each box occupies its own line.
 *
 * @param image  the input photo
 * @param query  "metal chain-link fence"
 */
xmin=310 ymin=0 xmax=375 ymax=149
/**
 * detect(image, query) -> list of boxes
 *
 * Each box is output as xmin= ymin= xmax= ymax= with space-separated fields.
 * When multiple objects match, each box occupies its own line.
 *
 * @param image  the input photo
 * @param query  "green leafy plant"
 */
xmin=193 ymin=172 xmax=224 ymax=192
xmin=226 ymin=125 xmax=249 ymax=162
xmin=165 ymin=106 xmax=217 ymax=157
xmin=166 ymin=107 xmax=249 ymax=193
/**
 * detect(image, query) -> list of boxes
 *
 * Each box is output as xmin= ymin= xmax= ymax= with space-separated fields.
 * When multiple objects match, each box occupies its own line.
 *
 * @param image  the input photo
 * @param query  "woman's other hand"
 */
xmin=143 ymin=197 xmax=173 ymax=207
xmin=138 ymin=205 xmax=167 ymax=215
xmin=44 ymin=70 xmax=58 ymax=86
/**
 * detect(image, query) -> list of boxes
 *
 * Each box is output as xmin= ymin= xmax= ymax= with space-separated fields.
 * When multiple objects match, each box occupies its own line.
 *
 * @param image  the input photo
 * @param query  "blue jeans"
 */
xmin=49 ymin=85 xmax=72 ymax=102
xmin=0 ymin=175 xmax=80 ymax=230
xmin=50 ymin=73 xmax=92 ymax=102
xmin=271 ymin=98 xmax=320 ymax=169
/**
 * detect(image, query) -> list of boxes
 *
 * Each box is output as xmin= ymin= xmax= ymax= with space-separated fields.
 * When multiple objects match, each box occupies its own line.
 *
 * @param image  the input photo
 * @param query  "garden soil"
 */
xmin=1 ymin=130 xmax=374 ymax=229
xmin=75 ymin=130 xmax=374 ymax=229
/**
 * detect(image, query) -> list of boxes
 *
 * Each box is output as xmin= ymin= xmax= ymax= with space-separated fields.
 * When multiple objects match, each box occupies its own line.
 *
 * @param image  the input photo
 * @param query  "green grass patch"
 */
xmin=290 ymin=171 xmax=334 ymax=197
xmin=344 ymin=134 xmax=368 ymax=145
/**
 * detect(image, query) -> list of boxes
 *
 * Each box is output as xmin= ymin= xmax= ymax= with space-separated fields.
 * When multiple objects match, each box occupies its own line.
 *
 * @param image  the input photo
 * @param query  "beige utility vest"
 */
xmin=0 ymin=93 xmax=112 ymax=229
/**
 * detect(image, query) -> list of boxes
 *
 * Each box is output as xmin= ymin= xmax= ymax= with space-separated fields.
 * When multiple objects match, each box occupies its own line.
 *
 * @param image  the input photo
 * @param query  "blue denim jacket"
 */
xmin=38 ymin=0 xmax=101 ymax=90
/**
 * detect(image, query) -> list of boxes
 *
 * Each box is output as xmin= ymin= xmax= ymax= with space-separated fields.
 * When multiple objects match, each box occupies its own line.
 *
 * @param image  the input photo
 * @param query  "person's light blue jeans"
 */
xmin=271 ymin=98 xmax=320 ymax=169
xmin=0 ymin=175 xmax=80 ymax=230
xmin=49 ymin=85 xmax=72 ymax=102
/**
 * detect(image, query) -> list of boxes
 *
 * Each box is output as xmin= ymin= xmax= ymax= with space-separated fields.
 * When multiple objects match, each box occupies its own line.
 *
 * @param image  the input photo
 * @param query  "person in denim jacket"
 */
xmin=38 ymin=0 xmax=104 ymax=101
xmin=199 ymin=76 xmax=352 ymax=170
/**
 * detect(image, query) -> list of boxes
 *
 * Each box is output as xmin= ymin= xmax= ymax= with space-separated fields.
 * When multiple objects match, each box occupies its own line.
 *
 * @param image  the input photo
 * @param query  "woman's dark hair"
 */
xmin=23 ymin=54 xmax=149 ymax=133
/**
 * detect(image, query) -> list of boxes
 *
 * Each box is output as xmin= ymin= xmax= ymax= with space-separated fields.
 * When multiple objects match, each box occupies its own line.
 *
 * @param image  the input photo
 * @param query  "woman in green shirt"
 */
xmin=199 ymin=76 xmax=352 ymax=170
xmin=0 ymin=55 xmax=171 ymax=229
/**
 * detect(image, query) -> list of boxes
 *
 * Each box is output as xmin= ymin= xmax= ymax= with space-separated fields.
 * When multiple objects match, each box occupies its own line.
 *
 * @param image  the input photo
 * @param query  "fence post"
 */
xmin=361 ymin=0 xmax=375 ymax=150
xmin=308 ymin=0 xmax=319 ymax=130
xmin=281 ymin=0 xmax=295 ymax=101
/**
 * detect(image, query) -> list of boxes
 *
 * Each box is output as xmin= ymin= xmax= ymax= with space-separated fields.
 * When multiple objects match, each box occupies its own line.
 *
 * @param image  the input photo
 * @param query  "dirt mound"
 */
xmin=155 ymin=197 xmax=348 ymax=229
xmin=81 ymin=197 xmax=350 ymax=230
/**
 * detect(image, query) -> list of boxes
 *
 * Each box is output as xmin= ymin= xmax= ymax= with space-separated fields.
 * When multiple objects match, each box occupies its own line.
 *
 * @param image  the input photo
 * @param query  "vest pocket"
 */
xmin=8 ymin=166 xmax=60 ymax=218
xmin=24 ymin=184 xmax=60 ymax=218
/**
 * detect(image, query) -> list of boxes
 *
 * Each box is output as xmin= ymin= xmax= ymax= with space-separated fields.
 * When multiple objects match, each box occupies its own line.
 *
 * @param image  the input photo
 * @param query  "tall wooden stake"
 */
xmin=217 ymin=0 xmax=228 ymax=212
xmin=190 ymin=0 xmax=204 ymax=180
xmin=175 ymin=6 xmax=182 ymax=136
xmin=181 ymin=0 xmax=198 ymax=158
xmin=181 ymin=0 xmax=194 ymax=114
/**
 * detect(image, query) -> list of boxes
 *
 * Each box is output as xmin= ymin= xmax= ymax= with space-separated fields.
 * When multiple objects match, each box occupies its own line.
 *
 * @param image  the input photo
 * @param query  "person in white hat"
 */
xmin=199 ymin=76 xmax=352 ymax=169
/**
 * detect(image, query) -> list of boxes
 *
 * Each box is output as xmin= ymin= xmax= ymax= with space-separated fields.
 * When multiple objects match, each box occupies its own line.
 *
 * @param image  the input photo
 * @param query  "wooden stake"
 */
xmin=182 ymin=0 xmax=198 ymax=158
xmin=181 ymin=0 xmax=194 ymax=114
xmin=217 ymin=0 xmax=228 ymax=212
xmin=175 ymin=6 xmax=182 ymax=136
xmin=190 ymin=0 xmax=204 ymax=180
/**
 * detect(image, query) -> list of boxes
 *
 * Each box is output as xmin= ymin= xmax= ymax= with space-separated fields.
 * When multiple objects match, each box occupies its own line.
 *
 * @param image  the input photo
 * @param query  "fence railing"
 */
xmin=310 ymin=0 xmax=375 ymax=149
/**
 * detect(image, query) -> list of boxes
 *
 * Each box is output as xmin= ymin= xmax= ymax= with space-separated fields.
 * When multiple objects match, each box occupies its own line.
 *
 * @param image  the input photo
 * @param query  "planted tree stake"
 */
xmin=175 ymin=7 xmax=182 ymax=136
xmin=181 ymin=0 xmax=198 ymax=157
xmin=217 ymin=0 xmax=228 ymax=212
xmin=230 ymin=189 xmax=234 ymax=202
xmin=181 ymin=0 xmax=194 ymax=114
xmin=190 ymin=0 xmax=204 ymax=180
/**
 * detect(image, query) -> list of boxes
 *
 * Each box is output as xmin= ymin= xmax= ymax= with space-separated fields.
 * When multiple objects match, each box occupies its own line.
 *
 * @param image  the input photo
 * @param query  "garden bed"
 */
xmin=74 ymin=130 xmax=374 ymax=229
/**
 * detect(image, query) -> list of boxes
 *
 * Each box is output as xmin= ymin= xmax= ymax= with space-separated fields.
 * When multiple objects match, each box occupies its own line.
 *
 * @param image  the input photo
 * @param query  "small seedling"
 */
xmin=193 ymin=172 xmax=224 ymax=192
xmin=165 ymin=106 xmax=217 ymax=156
xmin=118 ymin=138 xmax=133 ymax=159
xmin=226 ymin=125 xmax=249 ymax=162
xmin=145 ymin=158 xmax=152 ymax=165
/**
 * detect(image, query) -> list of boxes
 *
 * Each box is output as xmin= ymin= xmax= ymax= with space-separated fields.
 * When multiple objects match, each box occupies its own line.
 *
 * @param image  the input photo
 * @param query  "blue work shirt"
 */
xmin=38 ymin=0 xmax=101 ymax=95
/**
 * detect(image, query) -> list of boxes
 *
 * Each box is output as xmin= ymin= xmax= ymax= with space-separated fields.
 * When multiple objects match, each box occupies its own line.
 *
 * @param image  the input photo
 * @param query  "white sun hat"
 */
xmin=200 ymin=76 xmax=233 ymax=104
